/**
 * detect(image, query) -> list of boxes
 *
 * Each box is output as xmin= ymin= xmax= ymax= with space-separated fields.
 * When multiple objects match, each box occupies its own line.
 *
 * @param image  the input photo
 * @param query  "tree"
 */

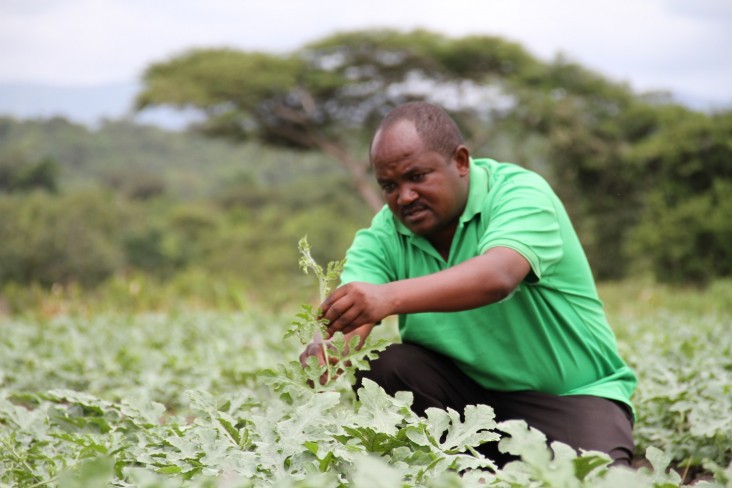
xmin=0 ymin=191 xmax=127 ymax=287
xmin=136 ymin=29 xmax=732 ymax=283
xmin=627 ymin=110 xmax=732 ymax=284
xmin=503 ymin=57 xmax=663 ymax=278
xmin=0 ymin=154 xmax=59 ymax=193
xmin=135 ymin=30 xmax=541 ymax=212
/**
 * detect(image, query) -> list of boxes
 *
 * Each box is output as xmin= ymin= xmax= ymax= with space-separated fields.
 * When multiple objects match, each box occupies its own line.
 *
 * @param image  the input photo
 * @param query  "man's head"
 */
xmin=374 ymin=102 xmax=464 ymax=160
xmin=370 ymin=102 xmax=471 ymax=249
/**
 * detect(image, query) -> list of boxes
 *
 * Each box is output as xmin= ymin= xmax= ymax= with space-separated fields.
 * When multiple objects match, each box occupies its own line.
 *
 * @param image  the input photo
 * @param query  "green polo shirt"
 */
xmin=340 ymin=158 xmax=636 ymax=410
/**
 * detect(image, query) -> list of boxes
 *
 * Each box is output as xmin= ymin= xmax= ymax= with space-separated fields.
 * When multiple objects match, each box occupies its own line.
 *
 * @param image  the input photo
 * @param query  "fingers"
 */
xmin=299 ymin=341 xmax=340 ymax=366
xmin=299 ymin=342 xmax=325 ymax=367
xmin=326 ymin=307 xmax=369 ymax=337
xmin=320 ymin=282 xmax=382 ymax=337
xmin=322 ymin=297 xmax=354 ymax=326
xmin=319 ymin=285 xmax=347 ymax=317
xmin=321 ymin=292 xmax=359 ymax=337
xmin=299 ymin=341 xmax=342 ymax=386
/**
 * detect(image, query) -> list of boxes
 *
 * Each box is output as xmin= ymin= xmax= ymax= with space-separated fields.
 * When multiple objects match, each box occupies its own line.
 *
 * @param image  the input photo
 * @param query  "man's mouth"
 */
xmin=401 ymin=204 xmax=429 ymax=221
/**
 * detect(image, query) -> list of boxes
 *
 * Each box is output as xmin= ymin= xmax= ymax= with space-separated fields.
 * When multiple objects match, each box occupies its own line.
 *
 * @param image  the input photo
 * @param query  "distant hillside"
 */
xmin=0 ymin=116 xmax=352 ymax=201
xmin=0 ymin=116 xmax=372 ymax=292
xmin=0 ymin=82 xmax=200 ymax=130
xmin=0 ymin=81 xmax=727 ymax=133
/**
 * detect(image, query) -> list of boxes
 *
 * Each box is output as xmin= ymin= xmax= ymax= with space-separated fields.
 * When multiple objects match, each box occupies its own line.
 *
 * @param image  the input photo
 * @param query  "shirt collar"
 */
xmin=460 ymin=157 xmax=488 ymax=224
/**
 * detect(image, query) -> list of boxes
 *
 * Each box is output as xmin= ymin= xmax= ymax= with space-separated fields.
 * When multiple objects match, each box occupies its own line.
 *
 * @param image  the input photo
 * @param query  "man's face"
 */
xmin=371 ymin=120 xmax=470 ymax=243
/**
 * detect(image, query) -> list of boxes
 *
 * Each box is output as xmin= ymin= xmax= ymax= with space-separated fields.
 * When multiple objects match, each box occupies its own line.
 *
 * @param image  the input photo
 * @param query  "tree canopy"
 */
xmin=107 ymin=29 xmax=732 ymax=284
xmin=136 ymin=30 xmax=550 ymax=212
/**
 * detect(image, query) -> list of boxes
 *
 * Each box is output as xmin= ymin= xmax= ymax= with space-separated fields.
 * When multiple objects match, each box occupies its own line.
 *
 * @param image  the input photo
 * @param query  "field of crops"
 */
xmin=1 ymin=280 xmax=731 ymax=487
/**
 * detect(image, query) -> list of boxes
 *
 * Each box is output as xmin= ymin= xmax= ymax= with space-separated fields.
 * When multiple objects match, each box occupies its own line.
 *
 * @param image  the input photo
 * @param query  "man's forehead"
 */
xmin=371 ymin=120 xmax=422 ymax=156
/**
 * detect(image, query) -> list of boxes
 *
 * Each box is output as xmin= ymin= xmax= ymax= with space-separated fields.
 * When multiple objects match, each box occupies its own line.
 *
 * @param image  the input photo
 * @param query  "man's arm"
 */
xmin=322 ymin=246 xmax=530 ymax=337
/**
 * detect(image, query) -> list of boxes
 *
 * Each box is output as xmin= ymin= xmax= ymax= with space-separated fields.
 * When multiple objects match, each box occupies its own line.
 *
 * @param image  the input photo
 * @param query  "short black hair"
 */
xmin=375 ymin=102 xmax=464 ymax=158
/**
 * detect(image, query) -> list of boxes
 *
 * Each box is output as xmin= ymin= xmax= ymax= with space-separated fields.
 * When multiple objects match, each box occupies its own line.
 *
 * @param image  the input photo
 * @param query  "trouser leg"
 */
xmin=355 ymin=342 xmax=634 ymax=467
xmin=355 ymin=342 xmax=488 ymax=415
xmin=491 ymin=390 xmax=634 ymax=466
xmin=354 ymin=342 xmax=516 ymax=465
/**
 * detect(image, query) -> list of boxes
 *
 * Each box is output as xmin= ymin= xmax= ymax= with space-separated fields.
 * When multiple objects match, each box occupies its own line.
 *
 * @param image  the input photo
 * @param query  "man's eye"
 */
xmin=381 ymin=183 xmax=396 ymax=193
xmin=410 ymin=173 xmax=425 ymax=182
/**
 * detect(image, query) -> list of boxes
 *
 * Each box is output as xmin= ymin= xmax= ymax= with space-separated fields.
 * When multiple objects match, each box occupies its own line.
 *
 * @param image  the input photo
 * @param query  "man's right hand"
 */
xmin=299 ymin=340 xmax=338 ymax=385
xmin=298 ymin=340 xmax=328 ymax=368
xmin=298 ymin=323 xmax=376 ymax=386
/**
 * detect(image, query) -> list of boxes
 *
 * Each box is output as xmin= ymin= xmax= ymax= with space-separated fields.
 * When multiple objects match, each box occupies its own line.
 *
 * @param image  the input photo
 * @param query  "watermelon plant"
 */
xmin=0 ymin=241 xmax=731 ymax=486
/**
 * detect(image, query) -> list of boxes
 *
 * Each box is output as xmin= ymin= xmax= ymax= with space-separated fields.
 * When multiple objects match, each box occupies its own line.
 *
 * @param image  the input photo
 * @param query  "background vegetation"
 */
xmin=0 ymin=117 xmax=371 ymax=310
xmin=2 ymin=30 xmax=731 ymax=311
xmin=1 ymin=29 xmax=731 ymax=486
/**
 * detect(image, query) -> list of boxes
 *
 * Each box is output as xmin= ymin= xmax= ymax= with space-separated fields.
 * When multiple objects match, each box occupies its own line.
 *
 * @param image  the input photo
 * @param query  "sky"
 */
xmin=1 ymin=0 xmax=731 ymax=122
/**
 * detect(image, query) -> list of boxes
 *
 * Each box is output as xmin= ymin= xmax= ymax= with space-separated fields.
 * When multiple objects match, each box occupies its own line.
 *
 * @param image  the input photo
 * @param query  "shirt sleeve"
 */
xmin=339 ymin=212 xmax=397 ymax=286
xmin=477 ymin=174 xmax=564 ymax=282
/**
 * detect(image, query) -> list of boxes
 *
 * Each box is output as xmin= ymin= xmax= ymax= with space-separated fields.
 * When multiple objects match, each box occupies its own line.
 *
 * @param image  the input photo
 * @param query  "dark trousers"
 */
xmin=355 ymin=342 xmax=634 ymax=467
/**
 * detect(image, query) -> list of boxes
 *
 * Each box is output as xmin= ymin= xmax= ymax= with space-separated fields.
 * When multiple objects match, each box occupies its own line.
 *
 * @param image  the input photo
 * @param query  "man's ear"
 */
xmin=453 ymin=145 xmax=471 ymax=176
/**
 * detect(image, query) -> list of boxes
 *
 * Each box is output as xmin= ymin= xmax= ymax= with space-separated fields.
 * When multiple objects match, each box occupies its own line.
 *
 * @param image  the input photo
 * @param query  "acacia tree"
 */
xmin=502 ymin=57 xmax=660 ymax=278
xmin=134 ymin=29 xmax=646 ymax=278
xmin=135 ymin=30 xmax=539 ymax=212
xmin=136 ymin=29 xmax=732 ymax=282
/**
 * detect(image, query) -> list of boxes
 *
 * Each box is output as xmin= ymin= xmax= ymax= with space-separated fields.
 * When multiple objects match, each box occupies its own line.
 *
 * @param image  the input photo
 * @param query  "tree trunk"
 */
xmin=312 ymin=136 xmax=384 ymax=213
xmin=269 ymin=100 xmax=385 ymax=213
xmin=351 ymin=164 xmax=384 ymax=213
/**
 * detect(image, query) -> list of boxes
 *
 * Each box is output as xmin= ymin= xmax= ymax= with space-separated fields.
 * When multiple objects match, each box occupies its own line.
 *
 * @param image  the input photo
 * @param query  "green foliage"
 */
xmin=286 ymin=236 xmax=345 ymax=344
xmin=0 ymin=191 xmax=128 ymax=286
xmin=628 ymin=112 xmax=732 ymax=284
xmin=0 ymin=152 xmax=59 ymax=193
xmin=629 ymin=181 xmax=732 ymax=284
xmin=622 ymin=314 xmax=732 ymax=468
xmin=135 ymin=28 xmax=732 ymax=283
xmin=1 ymin=292 xmax=731 ymax=485
xmin=3 ymin=27 xmax=732 ymax=292
xmin=598 ymin=279 xmax=732 ymax=322
xmin=137 ymin=48 xmax=304 ymax=145
xmin=632 ymin=110 xmax=732 ymax=199
xmin=0 ymin=117 xmax=371 ymax=297
xmin=0 ymin=116 xmax=283 ymax=200
xmin=198 ymin=192 xmax=367 ymax=299
xmin=137 ymin=49 xmax=301 ymax=112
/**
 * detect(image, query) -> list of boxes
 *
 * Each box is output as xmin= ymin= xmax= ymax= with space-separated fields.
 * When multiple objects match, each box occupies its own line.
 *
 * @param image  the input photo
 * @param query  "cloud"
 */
xmin=0 ymin=0 xmax=68 ymax=15
xmin=664 ymin=0 xmax=732 ymax=21
xmin=0 ymin=0 xmax=729 ymax=106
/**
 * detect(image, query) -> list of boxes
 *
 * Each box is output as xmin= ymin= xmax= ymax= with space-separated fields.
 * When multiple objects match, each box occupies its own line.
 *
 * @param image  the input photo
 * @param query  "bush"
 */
xmin=628 ymin=180 xmax=732 ymax=284
xmin=0 ymin=192 xmax=129 ymax=287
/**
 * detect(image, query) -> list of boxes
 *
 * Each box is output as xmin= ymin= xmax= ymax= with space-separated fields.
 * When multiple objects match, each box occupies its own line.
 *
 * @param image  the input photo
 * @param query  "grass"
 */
xmin=3 ymin=273 xmax=730 ymax=322
xmin=598 ymin=278 xmax=732 ymax=321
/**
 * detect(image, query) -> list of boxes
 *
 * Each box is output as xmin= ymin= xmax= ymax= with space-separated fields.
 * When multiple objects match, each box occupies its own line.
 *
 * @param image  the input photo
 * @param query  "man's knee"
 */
xmin=354 ymin=342 xmax=482 ymax=416
xmin=355 ymin=343 xmax=420 ymax=394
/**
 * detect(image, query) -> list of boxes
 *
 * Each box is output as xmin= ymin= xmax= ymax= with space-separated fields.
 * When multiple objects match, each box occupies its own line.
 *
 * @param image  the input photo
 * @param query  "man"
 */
xmin=301 ymin=102 xmax=636 ymax=466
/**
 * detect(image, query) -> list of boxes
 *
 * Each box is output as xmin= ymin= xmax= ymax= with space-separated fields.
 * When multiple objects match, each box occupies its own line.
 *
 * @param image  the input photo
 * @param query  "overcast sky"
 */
xmin=1 ymin=0 xmax=731 ymax=109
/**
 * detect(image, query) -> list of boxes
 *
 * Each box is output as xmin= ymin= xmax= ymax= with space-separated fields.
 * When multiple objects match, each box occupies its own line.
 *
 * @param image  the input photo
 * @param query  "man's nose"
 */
xmin=397 ymin=185 xmax=418 ymax=206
